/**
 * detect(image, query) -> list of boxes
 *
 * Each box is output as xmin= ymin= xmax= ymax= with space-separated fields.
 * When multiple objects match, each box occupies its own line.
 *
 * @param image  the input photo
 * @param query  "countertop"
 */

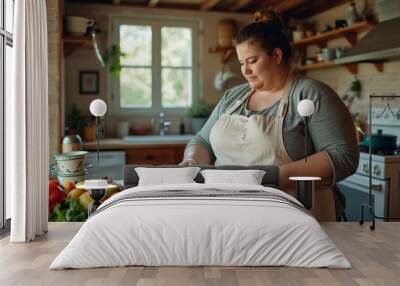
xmin=83 ymin=135 xmax=194 ymax=150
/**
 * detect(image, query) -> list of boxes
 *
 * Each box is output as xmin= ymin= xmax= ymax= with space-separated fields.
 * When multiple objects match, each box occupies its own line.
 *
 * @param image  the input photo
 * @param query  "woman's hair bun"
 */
xmin=237 ymin=8 xmax=292 ymax=63
xmin=253 ymin=9 xmax=283 ymax=30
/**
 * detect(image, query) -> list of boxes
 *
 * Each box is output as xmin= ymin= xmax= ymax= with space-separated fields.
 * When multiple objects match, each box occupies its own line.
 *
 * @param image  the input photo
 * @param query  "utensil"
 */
xmin=214 ymin=65 xmax=239 ymax=90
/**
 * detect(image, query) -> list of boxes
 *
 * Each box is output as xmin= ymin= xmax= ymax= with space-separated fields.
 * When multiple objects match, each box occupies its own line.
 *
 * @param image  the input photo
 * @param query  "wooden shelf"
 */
xmin=63 ymin=35 xmax=92 ymax=57
xmin=208 ymin=46 xmax=235 ymax=64
xmin=297 ymin=61 xmax=336 ymax=70
xmin=293 ymin=21 xmax=382 ymax=74
xmin=292 ymin=21 xmax=374 ymax=49
xmin=297 ymin=61 xmax=359 ymax=74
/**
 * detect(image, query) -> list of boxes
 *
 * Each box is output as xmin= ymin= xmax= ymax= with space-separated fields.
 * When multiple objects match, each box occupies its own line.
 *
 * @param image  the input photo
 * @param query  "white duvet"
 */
xmin=50 ymin=183 xmax=351 ymax=269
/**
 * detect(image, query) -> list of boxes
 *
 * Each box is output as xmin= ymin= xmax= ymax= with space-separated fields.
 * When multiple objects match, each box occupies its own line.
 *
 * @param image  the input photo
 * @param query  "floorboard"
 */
xmin=0 ymin=222 xmax=399 ymax=286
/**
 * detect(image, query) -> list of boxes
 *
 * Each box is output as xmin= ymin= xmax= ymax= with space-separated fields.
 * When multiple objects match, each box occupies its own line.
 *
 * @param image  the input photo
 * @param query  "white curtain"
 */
xmin=8 ymin=0 xmax=49 ymax=242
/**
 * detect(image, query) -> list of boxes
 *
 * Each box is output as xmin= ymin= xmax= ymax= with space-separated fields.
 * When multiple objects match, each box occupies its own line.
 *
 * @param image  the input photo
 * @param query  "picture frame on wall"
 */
xmin=79 ymin=71 xmax=99 ymax=94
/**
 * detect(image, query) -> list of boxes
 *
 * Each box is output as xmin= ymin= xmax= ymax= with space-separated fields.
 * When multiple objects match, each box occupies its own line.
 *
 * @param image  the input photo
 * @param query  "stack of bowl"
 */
xmin=50 ymin=151 xmax=90 ymax=184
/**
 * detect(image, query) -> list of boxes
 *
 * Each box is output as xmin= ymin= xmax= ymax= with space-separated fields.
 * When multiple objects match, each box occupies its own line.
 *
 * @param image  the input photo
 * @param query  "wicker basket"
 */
xmin=217 ymin=19 xmax=237 ymax=48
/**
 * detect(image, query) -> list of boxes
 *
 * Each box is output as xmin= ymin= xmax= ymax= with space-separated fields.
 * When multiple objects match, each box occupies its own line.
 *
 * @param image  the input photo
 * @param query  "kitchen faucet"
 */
xmin=159 ymin=112 xmax=171 ymax=136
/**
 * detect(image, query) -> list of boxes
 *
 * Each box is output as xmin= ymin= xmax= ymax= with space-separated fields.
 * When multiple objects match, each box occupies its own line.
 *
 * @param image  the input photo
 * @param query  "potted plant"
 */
xmin=342 ymin=76 xmax=362 ymax=119
xmin=187 ymin=100 xmax=211 ymax=134
xmin=66 ymin=104 xmax=87 ymax=136
xmin=102 ymin=45 xmax=126 ymax=78
xmin=89 ymin=26 xmax=126 ymax=78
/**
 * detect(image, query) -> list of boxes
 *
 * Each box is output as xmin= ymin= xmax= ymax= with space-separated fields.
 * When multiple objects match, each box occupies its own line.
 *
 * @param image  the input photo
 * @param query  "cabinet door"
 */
xmin=126 ymin=146 xmax=184 ymax=165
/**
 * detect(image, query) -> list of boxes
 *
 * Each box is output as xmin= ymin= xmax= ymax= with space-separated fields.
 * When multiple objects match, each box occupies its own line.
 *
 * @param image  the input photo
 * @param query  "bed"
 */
xmin=49 ymin=165 xmax=350 ymax=269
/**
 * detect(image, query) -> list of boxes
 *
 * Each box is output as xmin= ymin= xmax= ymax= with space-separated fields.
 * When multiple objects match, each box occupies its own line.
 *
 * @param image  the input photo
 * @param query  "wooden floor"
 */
xmin=0 ymin=222 xmax=399 ymax=286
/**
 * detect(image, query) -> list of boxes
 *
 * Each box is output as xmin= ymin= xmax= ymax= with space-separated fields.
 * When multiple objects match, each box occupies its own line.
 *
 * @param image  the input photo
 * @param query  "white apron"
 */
xmin=209 ymin=80 xmax=336 ymax=221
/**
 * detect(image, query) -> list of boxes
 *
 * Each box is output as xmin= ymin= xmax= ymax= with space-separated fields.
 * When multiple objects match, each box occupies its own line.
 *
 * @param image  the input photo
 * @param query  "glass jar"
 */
xmin=347 ymin=1 xmax=360 ymax=26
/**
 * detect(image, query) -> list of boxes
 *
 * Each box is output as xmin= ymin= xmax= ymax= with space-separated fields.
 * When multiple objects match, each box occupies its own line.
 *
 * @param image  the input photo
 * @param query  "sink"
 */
xmin=123 ymin=134 xmax=195 ymax=143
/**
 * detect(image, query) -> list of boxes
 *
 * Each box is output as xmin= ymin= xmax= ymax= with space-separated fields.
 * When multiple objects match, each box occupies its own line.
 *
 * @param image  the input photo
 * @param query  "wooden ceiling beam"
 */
xmin=272 ymin=0 xmax=309 ymax=13
xmin=287 ymin=0 xmax=349 ymax=19
xmin=201 ymin=0 xmax=223 ymax=10
xmin=228 ymin=0 xmax=253 ymax=12
xmin=148 ymin=0 xmax=161 ymax=8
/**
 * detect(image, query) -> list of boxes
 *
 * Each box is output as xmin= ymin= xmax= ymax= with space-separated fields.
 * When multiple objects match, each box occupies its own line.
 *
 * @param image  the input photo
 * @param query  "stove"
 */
xmin=358 ymin=144 xmax=400 ymax=156
xmin=338 ymin=104 xmax=400 ymax=222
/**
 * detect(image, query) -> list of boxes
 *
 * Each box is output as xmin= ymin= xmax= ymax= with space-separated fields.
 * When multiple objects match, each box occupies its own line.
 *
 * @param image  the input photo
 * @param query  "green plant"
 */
xmin=187 ymin=100 xmax=211 ymax=118
xmin=66 ymin=104 xmax=87 ymax=136
xmin=50 ymin=198 xmax=87 ymax=222
xmin=342 ymin=76 xmax=362 ymax=118
xmin=102 ymin=45 xmax=126 ymax=78
xmin=89 ymin=25 xmax=125 ymax=78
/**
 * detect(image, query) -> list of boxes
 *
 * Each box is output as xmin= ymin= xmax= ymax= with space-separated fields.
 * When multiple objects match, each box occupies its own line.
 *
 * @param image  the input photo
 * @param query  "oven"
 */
xmin=337 ymin=102 xmax=400 ymax=221
xmin=338 ymin=172 xmax=390 ymax=221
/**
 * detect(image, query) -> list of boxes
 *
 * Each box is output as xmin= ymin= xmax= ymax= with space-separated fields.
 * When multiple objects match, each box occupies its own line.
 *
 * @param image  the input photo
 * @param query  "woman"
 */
xmin=180 ymin=10 xmax=359 ymax=221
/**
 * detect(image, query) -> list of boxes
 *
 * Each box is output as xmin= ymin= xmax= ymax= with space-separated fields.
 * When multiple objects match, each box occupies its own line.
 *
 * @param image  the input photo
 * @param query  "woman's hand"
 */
xmin=178 ymin=158 xmax=198 ymax=166
xmin=279 ymin=151 xmax=334 ymax=189
xmin=180 ymin=144 xmax=212 ymax=166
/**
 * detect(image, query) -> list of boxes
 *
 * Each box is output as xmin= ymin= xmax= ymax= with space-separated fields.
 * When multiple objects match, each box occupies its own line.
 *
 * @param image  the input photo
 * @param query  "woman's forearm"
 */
xmin=183 ymin=144 xmax=212 ymax=165
xmin=278 ymin=151 xmax=334 ymax=189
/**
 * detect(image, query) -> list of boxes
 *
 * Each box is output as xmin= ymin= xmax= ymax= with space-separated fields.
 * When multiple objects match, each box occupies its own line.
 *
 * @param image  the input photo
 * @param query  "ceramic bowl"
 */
xmin=54 ymin=151 xmax=88 ymax=173
xmin=49 ymin=164 xmax=92 ymax=175
xmin=50 ymin=165 xmax=89 ymax=185
xmin=56 ymin=171 xmax=88 ymax=185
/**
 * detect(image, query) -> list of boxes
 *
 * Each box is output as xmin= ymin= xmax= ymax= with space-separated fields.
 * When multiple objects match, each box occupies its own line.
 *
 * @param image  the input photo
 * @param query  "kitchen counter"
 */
xmin=83 ymin=135 xmax=194 ymax=150
xmin=82 ymin=136 xmax=194 ymax=165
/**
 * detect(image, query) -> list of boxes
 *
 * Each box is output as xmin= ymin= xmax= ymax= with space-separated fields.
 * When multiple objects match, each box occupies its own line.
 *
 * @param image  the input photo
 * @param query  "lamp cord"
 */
xmin=96 ymin=116 xmax=99 ymax=162
xmin=304 ymin=117 xmax=308 ymax=162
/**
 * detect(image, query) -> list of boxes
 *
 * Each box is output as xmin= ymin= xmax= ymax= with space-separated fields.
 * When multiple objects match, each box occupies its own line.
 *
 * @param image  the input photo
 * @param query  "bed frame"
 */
xmin=123 ymin=165 xmax=317 ymax=211
xmin=123 ymin=165 xmax=280 ymax=189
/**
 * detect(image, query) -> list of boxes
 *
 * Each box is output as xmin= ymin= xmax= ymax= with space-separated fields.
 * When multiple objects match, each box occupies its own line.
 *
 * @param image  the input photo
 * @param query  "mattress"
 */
xmin=50 ymin=183 xmax=351 ymax=269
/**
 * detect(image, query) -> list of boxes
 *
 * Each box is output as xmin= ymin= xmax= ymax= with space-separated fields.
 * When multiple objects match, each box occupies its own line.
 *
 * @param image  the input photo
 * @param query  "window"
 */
xmin=111 ymin=18 xmax=199 ymax=115
xmin=1 ymin=0 xmax=14 ymax=231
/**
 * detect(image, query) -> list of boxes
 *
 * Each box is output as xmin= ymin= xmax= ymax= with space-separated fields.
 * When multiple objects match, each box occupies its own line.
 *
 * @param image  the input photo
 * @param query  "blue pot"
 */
xmin=361 ymin=129 xmax=397 ymax=153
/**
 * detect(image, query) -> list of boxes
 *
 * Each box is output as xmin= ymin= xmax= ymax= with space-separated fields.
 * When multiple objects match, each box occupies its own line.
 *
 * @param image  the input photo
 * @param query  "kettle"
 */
xmin=62 ymin=134 xmax=83 ymax=153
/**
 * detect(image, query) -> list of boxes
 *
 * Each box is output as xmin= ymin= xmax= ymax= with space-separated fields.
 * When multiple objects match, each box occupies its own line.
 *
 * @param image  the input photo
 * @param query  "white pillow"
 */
xmin=200 ymin=169 xmax=266 ymax=185
xmin=135 ymin=167 xmax=201 ymax=186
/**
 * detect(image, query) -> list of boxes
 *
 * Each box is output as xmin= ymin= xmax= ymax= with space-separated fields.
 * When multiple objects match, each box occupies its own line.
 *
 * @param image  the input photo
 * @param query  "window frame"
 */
xmin=109 ymin=16 xmax=200 ymax=117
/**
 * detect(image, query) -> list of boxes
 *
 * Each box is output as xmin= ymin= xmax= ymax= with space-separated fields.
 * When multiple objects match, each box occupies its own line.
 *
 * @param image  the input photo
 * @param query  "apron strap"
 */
xmin=276 ymin=75 xmax=296 ymax=118
xmin=226 ymin=75 xmax=296 ymax=117
xmin=225 ymin=89 xmax=254 ymax=115
xmin=276 ymin=99 xmax=288 ymax=118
